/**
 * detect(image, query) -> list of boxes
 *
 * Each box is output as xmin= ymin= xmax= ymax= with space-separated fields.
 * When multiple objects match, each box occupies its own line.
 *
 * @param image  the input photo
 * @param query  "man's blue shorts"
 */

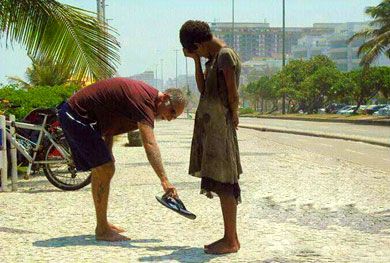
xmin=58 ymin=102 xmax=112 ymax=171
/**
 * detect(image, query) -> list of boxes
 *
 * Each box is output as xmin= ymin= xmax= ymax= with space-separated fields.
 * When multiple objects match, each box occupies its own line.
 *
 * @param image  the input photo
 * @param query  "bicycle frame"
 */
xmin=5 ymin=114 xmax=71 ymax=177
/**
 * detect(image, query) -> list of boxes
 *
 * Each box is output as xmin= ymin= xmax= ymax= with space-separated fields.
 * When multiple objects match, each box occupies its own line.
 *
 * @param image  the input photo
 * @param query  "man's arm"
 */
xmin=222 ymin=67 xmax=239 ymax=129
xmin=137 ymin=122 xmax=177 ymax=195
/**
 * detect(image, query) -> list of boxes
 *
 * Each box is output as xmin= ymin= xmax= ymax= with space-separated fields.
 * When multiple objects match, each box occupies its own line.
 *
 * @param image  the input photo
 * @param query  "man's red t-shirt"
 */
xmin=68 ymin=77 xmax=159 ymax=136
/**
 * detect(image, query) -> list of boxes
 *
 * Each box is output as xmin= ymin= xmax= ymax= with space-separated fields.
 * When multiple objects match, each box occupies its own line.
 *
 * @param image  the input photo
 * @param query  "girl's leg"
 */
xmin=204 ymin=193 xmax=240 ymax=254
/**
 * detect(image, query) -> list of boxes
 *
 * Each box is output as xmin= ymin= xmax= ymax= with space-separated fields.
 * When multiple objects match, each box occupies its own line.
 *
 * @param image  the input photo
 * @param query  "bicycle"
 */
xmin=4 ymin=109 xmax=91 ymax=190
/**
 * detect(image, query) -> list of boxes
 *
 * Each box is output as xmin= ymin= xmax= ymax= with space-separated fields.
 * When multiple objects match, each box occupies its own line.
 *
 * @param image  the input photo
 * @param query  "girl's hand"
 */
xmin=183 ymin=48 xmax=199 ymax=60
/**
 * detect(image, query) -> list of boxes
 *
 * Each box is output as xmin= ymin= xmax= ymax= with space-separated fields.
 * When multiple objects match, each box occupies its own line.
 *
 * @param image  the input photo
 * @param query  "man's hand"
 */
xmin=183 ymin=48 xmax=199 ymax=60
xmin=161 ymin=178 xmax=178 ymax=198
xmin=232 ymin=112 xmax=239 ymax=129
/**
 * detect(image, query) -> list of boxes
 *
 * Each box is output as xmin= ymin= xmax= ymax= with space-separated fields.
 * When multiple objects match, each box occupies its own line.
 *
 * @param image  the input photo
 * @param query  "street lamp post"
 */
xmin=282 ymin=0 xmax=286 ymax=114
xmin=96 ymin=0 xmax=105 ymax=22
xmin=174 ymin=49 xmax=179 ymax=89
xmin=154 ymin=64 xmax=158 ymax=88
xmin=160 ymin=59 xmax=164 ymax=90
xmin=232 ymin=0 xmax=235 ymax=49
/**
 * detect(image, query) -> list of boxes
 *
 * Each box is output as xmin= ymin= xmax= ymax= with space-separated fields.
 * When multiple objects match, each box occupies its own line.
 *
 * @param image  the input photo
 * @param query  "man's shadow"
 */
xmin=33 ymin=235 xmax=162 ymax=249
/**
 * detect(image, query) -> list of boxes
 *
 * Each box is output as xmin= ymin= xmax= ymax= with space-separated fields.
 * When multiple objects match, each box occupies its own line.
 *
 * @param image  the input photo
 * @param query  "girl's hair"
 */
xmin=180 ymin=20 xmax=212 ymax=52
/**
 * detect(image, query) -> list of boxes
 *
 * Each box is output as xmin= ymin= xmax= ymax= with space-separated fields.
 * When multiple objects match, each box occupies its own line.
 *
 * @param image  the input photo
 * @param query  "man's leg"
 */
xmin=101 ymin=136 xmax=125 ymax=234
xmin=92 ymin=161 xmax=129 ymax=241
xmin=204 ymin=193 xmax=240 ymax=254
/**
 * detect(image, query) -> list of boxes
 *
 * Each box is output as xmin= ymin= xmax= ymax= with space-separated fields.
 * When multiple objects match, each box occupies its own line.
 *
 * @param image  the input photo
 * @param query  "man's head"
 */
xmin=180 ymin=20 xmax=213 ymax=58
xmin=155 ymin=88 xmax=187 ymax=121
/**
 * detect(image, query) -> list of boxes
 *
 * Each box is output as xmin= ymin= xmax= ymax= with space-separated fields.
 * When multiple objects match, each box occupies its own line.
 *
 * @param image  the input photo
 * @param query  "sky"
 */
xmin=0 ymin=0 xmax=382 ymax=84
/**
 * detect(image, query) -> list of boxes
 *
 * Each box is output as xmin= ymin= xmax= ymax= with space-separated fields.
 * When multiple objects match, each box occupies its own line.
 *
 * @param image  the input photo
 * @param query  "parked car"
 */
xmin=356 ymin=105 xmax=368 ymax=114
xmin=325 ymin=103 xmax=347 ymax=113
xmin=373 ymin=105 xmax=390 ymax=116
xmin=336 ymin=105 xmax=353 ymax=114
xmin=365 ymin=104 xmax=387 ymax=115
xmin=343 ymin=106 xmax=359 ymax=115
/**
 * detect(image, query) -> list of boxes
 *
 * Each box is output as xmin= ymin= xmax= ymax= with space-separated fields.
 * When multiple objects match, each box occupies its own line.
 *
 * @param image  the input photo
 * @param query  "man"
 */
xmin=58 ymin=77 xmax=187 ymax=241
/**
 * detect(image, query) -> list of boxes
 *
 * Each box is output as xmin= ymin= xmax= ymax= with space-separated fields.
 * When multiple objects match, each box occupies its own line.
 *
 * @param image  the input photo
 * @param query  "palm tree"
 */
xmin=349 ymin=0 xmax=390 ymax=66
xmin=8 ymin=56 xmax=75 ymax=89
xmin=0 ymin=0 xmax=120 ymax=81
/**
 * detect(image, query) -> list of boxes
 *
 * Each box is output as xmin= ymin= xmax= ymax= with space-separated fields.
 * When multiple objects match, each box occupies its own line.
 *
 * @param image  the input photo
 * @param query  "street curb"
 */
xmin=239 ymin=124 xmax=390 ymax=148
xmin=240 ymin=115 xmax=390 ymax=126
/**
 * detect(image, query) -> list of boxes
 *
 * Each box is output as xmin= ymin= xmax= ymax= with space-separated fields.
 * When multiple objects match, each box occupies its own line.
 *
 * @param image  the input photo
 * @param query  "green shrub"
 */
xmin=0 ymin=84 xmax=79 ymax=120
xmin=239 ymin=107 xmax=255 ymax=115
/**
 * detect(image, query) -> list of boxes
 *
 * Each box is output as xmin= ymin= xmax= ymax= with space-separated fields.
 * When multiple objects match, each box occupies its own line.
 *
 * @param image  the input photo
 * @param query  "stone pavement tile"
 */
xmin=0 ymin=119 xmax=389 ymax=262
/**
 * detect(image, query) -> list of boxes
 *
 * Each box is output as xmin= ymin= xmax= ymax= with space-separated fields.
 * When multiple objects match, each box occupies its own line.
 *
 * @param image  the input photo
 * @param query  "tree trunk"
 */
xmin=261 ymin=98 xmax=264 ymax=114
xmin=354 ymin=99 xmax=362 ymax=114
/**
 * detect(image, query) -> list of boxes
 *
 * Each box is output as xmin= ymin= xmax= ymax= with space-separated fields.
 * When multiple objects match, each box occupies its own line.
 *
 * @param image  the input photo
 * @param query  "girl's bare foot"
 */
xmin=204 ymin=238 xmax=224 ymax=249
xmin=204 ymin=238 xmax=239 ymax=254
xmin=95 ymin=228 xmax=130 ymax=242
xmin=204 ymin=235 xmax=240 ymax=249
xmin=108 ymin=222 xmax=125 ymax=233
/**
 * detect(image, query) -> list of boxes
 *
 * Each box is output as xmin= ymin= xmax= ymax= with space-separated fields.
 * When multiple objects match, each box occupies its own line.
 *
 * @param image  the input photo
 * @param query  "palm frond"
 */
xmin=0 ymin=0 xmax=120 ymax=81
xmin=349 ymin=1 xmax=390 ymax=66
xmin=7 ymin=75 xmax=31 ymax=89
xmin=358 ymin=31 xmax=390 ymax=65
xmin=348 ymin=29 xmax=374 ymax=43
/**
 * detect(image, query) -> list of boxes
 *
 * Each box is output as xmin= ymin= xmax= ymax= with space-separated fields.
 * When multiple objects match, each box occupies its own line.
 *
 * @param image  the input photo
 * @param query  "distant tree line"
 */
xmin=241 ymin=55 xmax=390 ymax=114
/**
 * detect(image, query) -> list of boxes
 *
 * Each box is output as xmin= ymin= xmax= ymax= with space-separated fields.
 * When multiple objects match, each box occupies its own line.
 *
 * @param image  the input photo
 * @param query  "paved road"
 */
xmin=240 ymin=117 xmax=390 ymax=144
xmin=248 ymin=131 xmax=390 ymax=173
xmin=1 ymin=119 xmax=389 ymax=262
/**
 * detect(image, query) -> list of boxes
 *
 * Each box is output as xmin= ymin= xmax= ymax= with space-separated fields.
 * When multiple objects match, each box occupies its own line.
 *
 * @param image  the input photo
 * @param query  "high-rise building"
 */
xmin=291 ymin=22 xmax=390 ymax=71
xmin=327 ymin=33 xmax=363 ymax=71
xmin=210 ymin=22 xmax=333 ymax=61
xmin=128 ymin=70 xmax=164 ymax=89
xmin=291 ymin=35 xmax=328 ymax=59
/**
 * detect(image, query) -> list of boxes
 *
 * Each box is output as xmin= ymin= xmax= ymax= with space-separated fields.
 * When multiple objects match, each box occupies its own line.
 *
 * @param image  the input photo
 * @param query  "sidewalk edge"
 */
xmin=239 ymin=125 xmax=390 ymax=148
xmin=240 ymin=116 xmax=390 ymax=126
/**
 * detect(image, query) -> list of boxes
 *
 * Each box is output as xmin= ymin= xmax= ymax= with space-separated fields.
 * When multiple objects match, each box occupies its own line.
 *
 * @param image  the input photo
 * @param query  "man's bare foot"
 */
xmin=95 ymin=228 xmax=130 ymax=242
xmin=108 ymin=223 xmax=125 ymax=233
xmin=204 ymin=238 xmax=239 ymax=254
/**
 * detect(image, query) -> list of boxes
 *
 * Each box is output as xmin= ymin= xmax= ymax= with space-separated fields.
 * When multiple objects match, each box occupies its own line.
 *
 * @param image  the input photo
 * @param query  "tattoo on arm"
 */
xmin=138 ymin=123 xmax=167 ymax=180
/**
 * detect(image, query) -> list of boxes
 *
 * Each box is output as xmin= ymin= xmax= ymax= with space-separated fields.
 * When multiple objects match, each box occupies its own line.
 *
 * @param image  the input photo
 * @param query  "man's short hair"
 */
xmin=180 ymin=20 xmax=213 ymax=52
xmin=164 ymin=88 xmax=188 ymax=107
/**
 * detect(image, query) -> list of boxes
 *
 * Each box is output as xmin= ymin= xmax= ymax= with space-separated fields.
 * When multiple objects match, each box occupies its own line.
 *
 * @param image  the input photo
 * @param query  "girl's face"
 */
xmin=193 ymin=42 xmax=209 ymax=58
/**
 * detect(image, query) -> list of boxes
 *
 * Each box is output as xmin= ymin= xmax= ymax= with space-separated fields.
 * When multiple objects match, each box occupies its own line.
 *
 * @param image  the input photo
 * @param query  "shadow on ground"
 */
xmin=121 ymin=161 xmax=186 ymax=167
xmin=33 ymin=235 xmax=162 ymax=249
xmin=240 ymin=152 xmax=278 ymax=157
xmin=0 ymin=227 xmax=39 ymax=234
xmin=33 ymin=235 xmax=213 ymax=262
xmin=19 ymin=189 xmax=64 ymax=194
xmin=138 ymin=246 xmax=221 ymax=263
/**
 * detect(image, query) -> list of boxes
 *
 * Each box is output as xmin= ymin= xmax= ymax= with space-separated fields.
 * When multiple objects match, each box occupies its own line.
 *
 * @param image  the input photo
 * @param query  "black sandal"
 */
xmin=155 ymin=194 xmax=196 ymax=220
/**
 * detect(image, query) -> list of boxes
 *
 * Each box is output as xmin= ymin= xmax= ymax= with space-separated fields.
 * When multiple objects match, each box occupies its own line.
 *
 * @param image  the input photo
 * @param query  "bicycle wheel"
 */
xmin=43 ymin=136 xmax=91 ymax=191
